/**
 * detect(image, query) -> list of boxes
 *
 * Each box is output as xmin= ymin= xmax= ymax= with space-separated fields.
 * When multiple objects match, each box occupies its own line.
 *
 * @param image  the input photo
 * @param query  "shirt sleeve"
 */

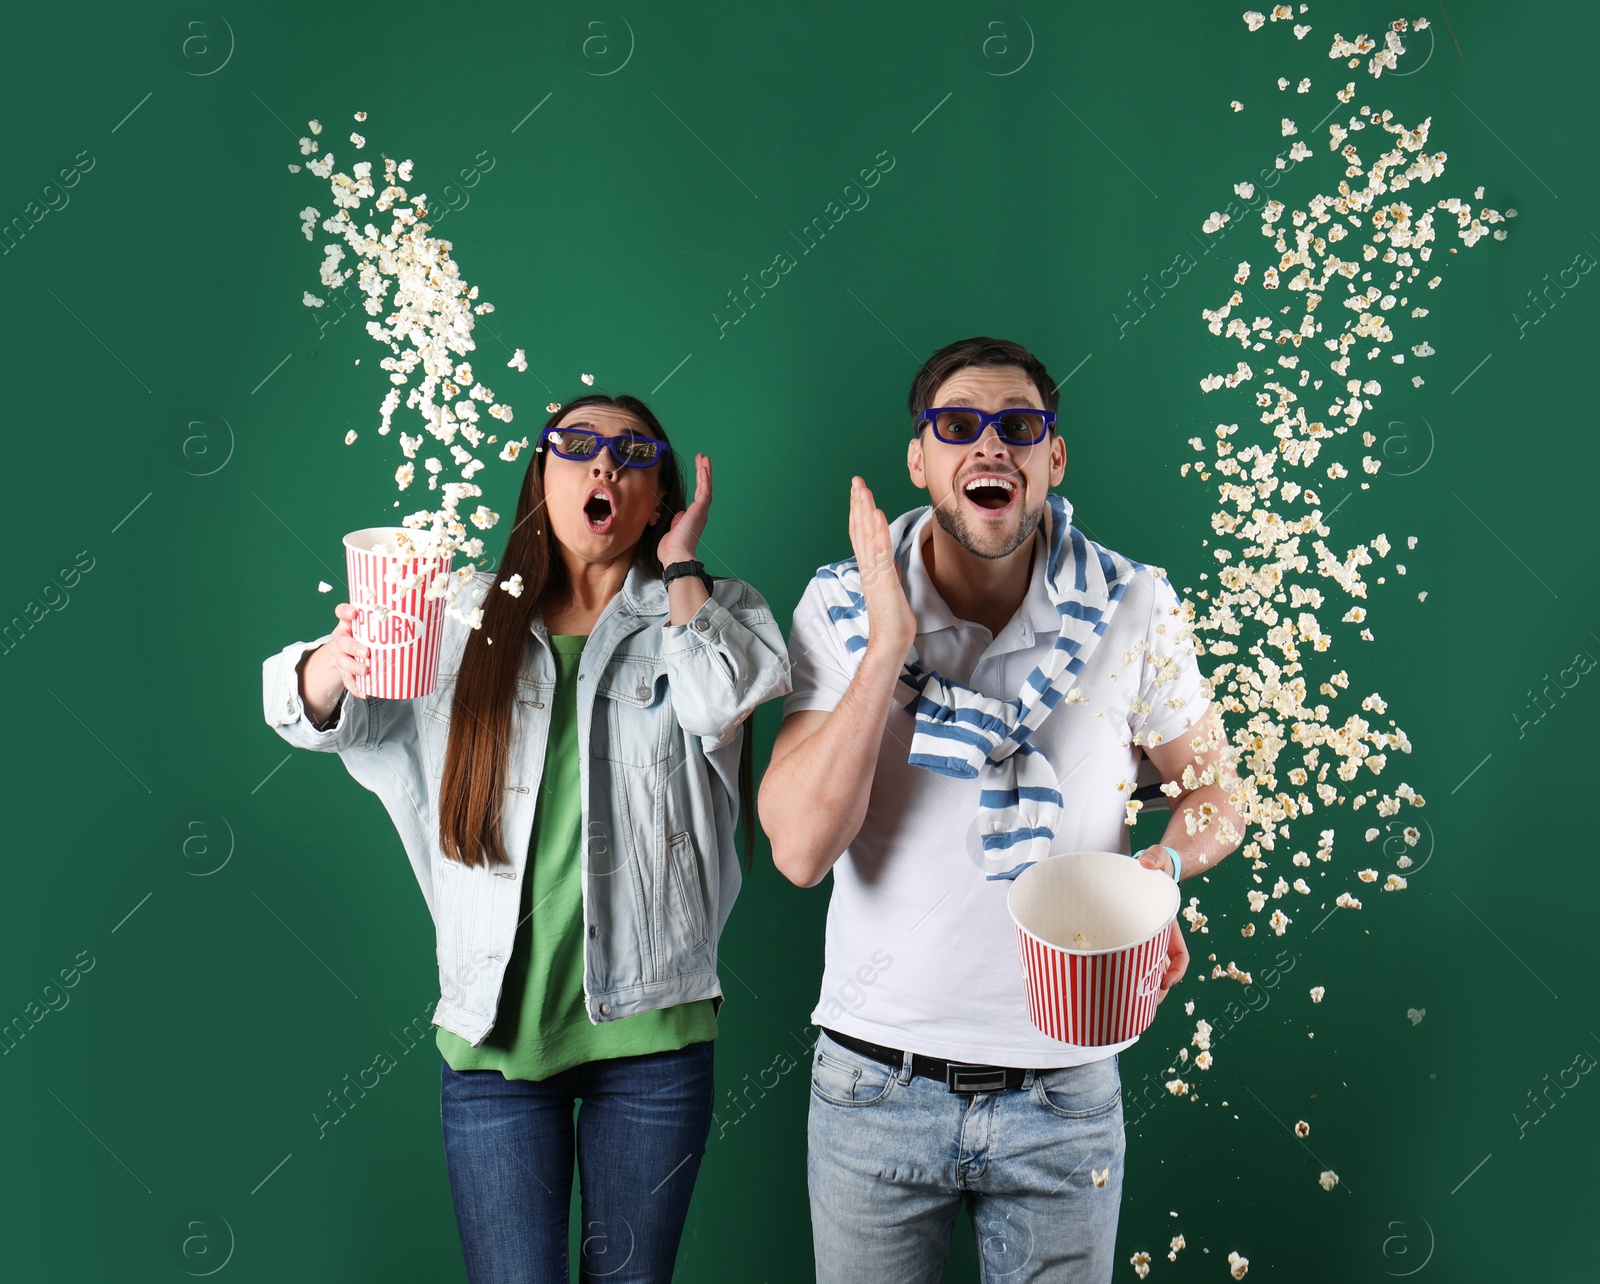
xmin=1130 ymin=571 xmax=1212 ymax=750
xmin=781 ymin=574 xmax=857 ymax=718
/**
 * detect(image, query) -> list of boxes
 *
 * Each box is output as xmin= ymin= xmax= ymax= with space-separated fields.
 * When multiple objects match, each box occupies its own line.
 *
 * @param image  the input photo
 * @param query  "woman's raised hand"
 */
xmin=657 ymin=452 xmax=713 ymax=567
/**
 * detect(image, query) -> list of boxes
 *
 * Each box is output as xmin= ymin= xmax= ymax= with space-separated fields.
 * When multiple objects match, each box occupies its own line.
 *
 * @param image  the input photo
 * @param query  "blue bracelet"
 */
xmin=1139 ymin=845 xmax=1182 ymax=882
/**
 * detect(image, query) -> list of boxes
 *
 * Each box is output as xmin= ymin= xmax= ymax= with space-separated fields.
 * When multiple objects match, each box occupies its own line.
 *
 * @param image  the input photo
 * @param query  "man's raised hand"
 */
xmin=848 ymin=476 xmax=917 ymax=661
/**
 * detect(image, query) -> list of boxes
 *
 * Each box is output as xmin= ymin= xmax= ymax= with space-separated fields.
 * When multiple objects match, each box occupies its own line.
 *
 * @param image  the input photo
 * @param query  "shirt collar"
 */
xmin=902 ymin=512 xmax=1060 ymax=650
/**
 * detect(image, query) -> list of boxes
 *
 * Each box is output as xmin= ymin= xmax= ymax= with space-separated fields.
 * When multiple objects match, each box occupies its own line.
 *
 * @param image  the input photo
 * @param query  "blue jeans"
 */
xmin=439 ymin=1040 xmax=715 ymax=1283
xmin=807 ymin=1030 xmax=1125 ymax=1284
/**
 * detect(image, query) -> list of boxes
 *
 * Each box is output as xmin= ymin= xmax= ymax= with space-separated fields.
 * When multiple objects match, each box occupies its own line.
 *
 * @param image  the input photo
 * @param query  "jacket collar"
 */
xmin=526 ymin=560 xmax=667 ymax=636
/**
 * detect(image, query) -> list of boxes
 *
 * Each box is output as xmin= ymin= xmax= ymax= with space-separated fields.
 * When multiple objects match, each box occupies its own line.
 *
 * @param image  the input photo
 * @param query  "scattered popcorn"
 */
xmin=1318 ymin=1170 xmax=1339 ymax=1191
xmin=508 ymin=348 xmax=528 ymax=372
xmin=580 ymin=372 xmax=595 ymax=385
xmin=1092 ymin=1167 xmax=1109 ymax=1187
xmin=546 ymin=401 xmax=562 ymax=413
xmin=291 ymin=113 xmax=533 ymax=629
xmin=317 ymin=581 xmax=333 ymax=593
xmin=1169 ymin=1235 xmax=1186 ymax=1262
xmin=499 ymin=573 xmax=524 ymax=597
xmin=1169 ymin=16 xmax=1506 ymax=976
xmin=1131 ymin=1251 xmax=1152 ymax=1280
xmin=1294 ymin=1120 xmax=1310 ymax=1137
xmin=1310 ymin=986 xmax=1325 ymax=1002
xmin=1407 ymin=1007 xmax=1425 ymax=1025
xmin=1229 ymin=1250 xmax=1250 ymax=1279
xmin=1384 ymin=873 xmax=1407 ymax=890
xmin=1357 ymin=868 xmax=1378 ymax=882
xmin=1231 ymin=100 xmax=1245 ymax=112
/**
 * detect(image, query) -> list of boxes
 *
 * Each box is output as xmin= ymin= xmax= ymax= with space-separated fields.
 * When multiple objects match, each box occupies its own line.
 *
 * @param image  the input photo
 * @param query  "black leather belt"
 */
xmin=820 ymin=1027 xmax=1030 ymax=1093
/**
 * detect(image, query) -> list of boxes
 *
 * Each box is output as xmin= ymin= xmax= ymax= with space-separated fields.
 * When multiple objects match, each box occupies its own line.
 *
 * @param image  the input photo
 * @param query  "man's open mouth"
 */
xmin=583 ymin=487 xmax=615 ymax=533
xmin=961 ymin=473 xmax=1019 ymax=516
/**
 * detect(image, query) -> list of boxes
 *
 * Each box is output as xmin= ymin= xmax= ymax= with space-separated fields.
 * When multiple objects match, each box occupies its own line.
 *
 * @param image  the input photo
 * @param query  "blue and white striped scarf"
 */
xmin=814 ymin=493 xmax=1144 ymax=880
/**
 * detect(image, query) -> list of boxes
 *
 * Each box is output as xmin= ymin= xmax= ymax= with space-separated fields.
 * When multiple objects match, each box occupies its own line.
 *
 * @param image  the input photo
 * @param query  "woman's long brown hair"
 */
xmin=437 ymin=394 xmax=756 ymax=873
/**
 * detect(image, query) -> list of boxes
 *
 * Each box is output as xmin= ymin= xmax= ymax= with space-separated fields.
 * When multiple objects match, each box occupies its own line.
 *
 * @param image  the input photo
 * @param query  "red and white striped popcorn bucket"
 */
xmin=1007 ymin=850 xmax=1180 ymax=1046
xmin=343 ymin=527 xmax=453 ymax=700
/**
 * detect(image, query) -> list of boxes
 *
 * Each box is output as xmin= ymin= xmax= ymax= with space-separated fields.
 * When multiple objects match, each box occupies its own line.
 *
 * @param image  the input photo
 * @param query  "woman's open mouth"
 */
xmin=583 ymin=486 xmax=616 ymax=534
xmin=960 ymin=473 xmax=1019 ymax=519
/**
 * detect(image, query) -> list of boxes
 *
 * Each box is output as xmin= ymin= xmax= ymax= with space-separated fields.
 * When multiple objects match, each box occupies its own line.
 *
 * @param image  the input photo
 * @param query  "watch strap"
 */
xmin=662 ymin=559 xmax=714 ymax=595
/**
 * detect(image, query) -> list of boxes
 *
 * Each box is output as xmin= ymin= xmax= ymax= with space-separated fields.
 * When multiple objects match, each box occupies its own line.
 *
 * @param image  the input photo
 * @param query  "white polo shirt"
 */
xmin=784 ymin=516 xmax=1211 ymax=1068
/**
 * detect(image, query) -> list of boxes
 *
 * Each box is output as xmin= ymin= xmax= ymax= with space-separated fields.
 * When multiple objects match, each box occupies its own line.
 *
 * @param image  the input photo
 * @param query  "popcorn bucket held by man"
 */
xmin=1007 ymin=849 xmax=1181 ymax=1047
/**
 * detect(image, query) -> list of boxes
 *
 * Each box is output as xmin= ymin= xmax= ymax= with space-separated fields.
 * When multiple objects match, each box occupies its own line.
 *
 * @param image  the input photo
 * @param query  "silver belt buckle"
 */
xmin=945 ymin=1064 xmax=1008 ymax=1093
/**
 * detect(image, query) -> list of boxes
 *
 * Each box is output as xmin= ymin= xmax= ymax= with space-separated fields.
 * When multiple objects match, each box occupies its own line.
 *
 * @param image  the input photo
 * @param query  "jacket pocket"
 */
xmin=664 ymin=830 xmax=709 ymax=955
xmin=421 ymin=670 xmax=458 ymax=725
xmin=593 ymin=657 xmax=670 ymax=767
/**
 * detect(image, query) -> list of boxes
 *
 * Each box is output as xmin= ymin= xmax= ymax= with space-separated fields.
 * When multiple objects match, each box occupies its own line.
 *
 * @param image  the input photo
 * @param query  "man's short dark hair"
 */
xmin=907 ymin=336 xmax=1059 ymax=428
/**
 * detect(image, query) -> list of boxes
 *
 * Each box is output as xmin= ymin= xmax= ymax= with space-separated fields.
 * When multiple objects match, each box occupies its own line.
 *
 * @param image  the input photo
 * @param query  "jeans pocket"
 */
xmin=810 ymin=1035 xmax=898 ymax=1108
xmin=1032 ymin=1056 xmax=1122 ymax=1119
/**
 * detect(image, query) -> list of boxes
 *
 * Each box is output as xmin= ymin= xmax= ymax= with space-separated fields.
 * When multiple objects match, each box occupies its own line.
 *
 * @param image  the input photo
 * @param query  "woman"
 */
xmin=261 ymin=393 xmax=790 ymax=1282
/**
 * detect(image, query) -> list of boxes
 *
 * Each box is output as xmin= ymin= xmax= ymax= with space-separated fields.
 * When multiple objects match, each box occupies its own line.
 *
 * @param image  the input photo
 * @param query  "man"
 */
xmin=758 ymin=336 xmax=1243 ymax=1283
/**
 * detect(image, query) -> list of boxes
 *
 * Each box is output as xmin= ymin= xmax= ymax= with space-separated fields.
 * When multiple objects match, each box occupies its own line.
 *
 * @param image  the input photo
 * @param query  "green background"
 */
xmin=3 ymin=1 xmax=1595 ymax=1279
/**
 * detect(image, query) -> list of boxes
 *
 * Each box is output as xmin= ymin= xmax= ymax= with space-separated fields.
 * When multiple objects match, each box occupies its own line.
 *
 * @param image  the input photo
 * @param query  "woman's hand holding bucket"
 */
xmin=300 ymin=602 xmax=371 ymax=724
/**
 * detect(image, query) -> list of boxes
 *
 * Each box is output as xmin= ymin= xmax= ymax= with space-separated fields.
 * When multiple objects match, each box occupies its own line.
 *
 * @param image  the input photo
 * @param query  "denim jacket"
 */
xmin=261 ymin=564 xmax=790 ymax=1046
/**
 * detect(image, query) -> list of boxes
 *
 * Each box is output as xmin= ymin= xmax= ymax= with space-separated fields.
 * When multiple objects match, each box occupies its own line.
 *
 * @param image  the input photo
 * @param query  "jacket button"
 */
xmin=636 ymin=681 xmax=651 ymax=699
xmin=693 ymin=617 xmax=710 ymax=633
xmin=599 ymin=1002 xmax=612 ymax=1016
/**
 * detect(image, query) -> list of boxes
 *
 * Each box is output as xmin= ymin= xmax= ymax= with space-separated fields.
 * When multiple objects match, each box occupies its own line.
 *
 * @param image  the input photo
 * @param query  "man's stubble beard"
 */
xmin=932 ymin=491 xmax=1046 ymax=561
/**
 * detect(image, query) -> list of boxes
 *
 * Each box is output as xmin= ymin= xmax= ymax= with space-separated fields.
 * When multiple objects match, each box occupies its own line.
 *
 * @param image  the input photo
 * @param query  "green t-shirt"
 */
xmin=437 ymin=633 xmax=717 ymax=1080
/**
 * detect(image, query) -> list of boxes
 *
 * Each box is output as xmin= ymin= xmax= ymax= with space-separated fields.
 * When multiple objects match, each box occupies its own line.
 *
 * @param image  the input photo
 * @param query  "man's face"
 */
xmin=908 ymin=364 xmax=1067 ymax=560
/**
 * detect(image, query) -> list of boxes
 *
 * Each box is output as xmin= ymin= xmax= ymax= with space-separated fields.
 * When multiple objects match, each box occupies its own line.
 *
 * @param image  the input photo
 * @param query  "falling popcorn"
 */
xmin=1168 ymin=1234 xmax=1186 ymax=1262
xmin=508 ymin=348 xmax=528 ymax=372
xmin=1294 ymin=1120 xmax=1310 ymax=1137
xmin=499 ymin=572 xmax=524 ymax=597
xmin=1318 ymin=1170 xmax=1339 ymax=1191
xmin=1131 ymin=1251 xmax=1152 ymax=1279
xmin=1407 ymin=1007 xmax=1425 ymax=1025
xmin=1310 ymin=986 xmax=1325 ymax=1002
xmin=580 ymin=372 xmax=595 ymax=385
xmin=1176 ymin=9 xmax=1502 ymax=976
xmin=317 ymin=581 xmax=333 ymax=593
xmin=1229 ymin=1250 xmax=1250 ymax=1279
xmin=290 ymin=111 xmax=530 ymax=627
xmin=1092 ymin=1167 xmax=1109 ymax=1188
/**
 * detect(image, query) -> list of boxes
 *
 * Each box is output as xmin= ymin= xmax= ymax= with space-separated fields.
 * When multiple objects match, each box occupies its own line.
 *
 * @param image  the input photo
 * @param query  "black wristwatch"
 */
xmin=662 ymin=559 xmax=715 ymax=595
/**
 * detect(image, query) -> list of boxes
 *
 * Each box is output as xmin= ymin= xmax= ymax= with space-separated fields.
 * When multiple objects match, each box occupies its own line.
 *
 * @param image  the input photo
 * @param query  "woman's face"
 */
xmin=539 ymin=405 xmax=667 ymax=569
